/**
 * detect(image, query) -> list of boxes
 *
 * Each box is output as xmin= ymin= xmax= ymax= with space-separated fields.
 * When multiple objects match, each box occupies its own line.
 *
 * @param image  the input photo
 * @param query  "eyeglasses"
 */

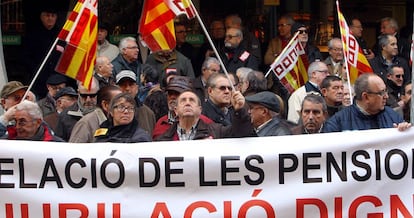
xmin=215 ymin=85 xmax=233 ymax=91
xmin=225 ymin=34 xmax=240 ymax=39
xmin=15 ymin=118 xmax=35 ymax=126
xmin=278 ymin=23 xmax=291 ymax=27
xmin=316 ymin=70 xmax=329 ymax=74
xmin=298 ymin=30 xmax=308 ymax=34
xmin=395 ymin=74 xmax=404 ymax=79
xmin=79 ymin=93 xmax=97 ymax=98
xmin=125 ymin=46 xmax=139 ymax=50
xmin=330 ymin=48 xmax=343 ymax=52
xmin=366 ymin=89 xmax=388 ymax=97
xmin=7 ymin=94 xmax=23 ymax=102
xmin=208 ymin=68 xmax=220 ymax=73
xmin=114 ymin=105 xmax=135 ymax=113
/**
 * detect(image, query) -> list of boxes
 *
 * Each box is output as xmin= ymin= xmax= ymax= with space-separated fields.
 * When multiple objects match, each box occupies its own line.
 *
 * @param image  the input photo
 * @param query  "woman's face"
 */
xmin=110 ymin=98 xmax=135 ymax=126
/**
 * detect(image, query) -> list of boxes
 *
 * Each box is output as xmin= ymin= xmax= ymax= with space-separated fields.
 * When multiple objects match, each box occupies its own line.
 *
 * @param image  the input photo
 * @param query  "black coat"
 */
xmin=95 ymin=118 xmax=151 ymax=143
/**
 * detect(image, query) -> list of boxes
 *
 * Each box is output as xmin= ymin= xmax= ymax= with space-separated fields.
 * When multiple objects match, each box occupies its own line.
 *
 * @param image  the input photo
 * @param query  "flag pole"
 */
xmin=264 ymin=31 xmax=300 ymax=78
xmin=22 ymin=38 xmax=59 ymax=100
xmin=336 ymin=0 xmax=353 ymax=105
xmin=410 ymin=10 xmax=414 ymax=123
xmin=188 ymin=0 xmax=235 ymax=89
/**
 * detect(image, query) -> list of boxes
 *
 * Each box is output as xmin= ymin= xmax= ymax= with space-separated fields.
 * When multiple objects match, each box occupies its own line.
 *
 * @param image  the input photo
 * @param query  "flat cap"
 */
xmin=54 ymin=87 xmax=78 ymax=100
xmin=0 ymin=81 xmax=28 ymax=98
xmin=46 ymin=74 xmax=67 ymax=85
xmin=245 ymin=91 xmax=280 ymax=113
xmin=116 ymin=70 xmax=137 ymax=84
xmin=165 ymin=76 xmax=192 ymax=93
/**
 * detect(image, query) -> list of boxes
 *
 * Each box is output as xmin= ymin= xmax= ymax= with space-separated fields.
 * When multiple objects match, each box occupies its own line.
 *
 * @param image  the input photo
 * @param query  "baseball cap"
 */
xmin=0 ymin=81 xmax=28 ymax=98
xmin=245 ymin=91 xmax=280 ymax=113
xmin=116 ymin=70 xmax=137 ymax=84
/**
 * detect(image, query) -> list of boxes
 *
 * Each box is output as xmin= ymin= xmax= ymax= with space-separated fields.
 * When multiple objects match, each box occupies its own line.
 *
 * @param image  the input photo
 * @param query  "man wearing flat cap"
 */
xmin=37 ymin=74 xmax=67 ymax=117
xmin=116 ymin=70 xmax=155 ymax=135
xmin=43 ymin=87 xmax=78 ymax=132
xmin=245 ymin=91 xmax=292 ymax=136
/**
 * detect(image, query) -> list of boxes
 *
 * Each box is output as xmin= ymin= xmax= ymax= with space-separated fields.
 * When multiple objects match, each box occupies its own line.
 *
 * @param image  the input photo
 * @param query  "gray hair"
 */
xmin=201 ymin=57 xmax=220 ymax=71
xmin=378 ymin=34 xmax=393 ymax=49
xmin=236 ymin=67 xmax=253 ymax=82
xmin=381 ymin=17 xmax=399 ymax=31
xmin=327 ymin=38 xmax=341 ymax=49
xmin=279 ymin=14 xmax=295 ymax=25
xmin=118 ymin=36 xmax=137 ymax=50
xmin=301 ymin=94 xmax=327 ymax=112
xmin=307 ymin=61 xmax=326 ymax=77
xmin=15 ymin=100 xmax=43 ymax=120
xmin=354 ymin=74 xmax=372 ymax=100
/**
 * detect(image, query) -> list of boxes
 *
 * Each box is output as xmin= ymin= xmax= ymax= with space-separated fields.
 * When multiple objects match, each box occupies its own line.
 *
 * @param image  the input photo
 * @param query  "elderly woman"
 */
xmin=94 ymin=93 xmax=151 ymax=143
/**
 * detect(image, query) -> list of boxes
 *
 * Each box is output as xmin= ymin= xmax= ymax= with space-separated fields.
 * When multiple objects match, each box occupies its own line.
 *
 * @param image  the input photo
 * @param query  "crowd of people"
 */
xmin=1 ymin=10 xmax=412 ymax=142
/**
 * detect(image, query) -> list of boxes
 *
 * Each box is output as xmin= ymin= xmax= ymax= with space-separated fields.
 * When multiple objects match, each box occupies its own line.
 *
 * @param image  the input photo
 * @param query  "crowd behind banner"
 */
xmin=0 ymin=3 xmax=413 ymax=142
xmin=1 ymin=128 xmax=414 ymax=217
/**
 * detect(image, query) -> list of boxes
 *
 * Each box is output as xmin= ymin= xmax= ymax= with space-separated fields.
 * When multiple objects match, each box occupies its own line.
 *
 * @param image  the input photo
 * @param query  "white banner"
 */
xmin=1 ymin=128 xmax=414 ymax=217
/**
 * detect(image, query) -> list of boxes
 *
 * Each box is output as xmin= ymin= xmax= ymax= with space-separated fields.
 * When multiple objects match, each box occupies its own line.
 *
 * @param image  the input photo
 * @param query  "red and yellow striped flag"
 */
xmin=55 ymin=0 xmax=97 ymax=89
xmin=336 ymin=1 xmax=372 ymax=84
xmin=269 ymin=33 xmax=309 ymax=94
xmin=138 ymin=0 xmax=196 ymax=52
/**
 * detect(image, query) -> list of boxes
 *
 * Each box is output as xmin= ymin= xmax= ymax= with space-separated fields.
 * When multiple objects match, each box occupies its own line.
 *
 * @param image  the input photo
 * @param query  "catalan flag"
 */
xmin=336 ymin=1 xmax=372 ymax=84
xmin=138 ymin=0 xmax=196 ymax=52
xmin=269 ymin=33 xmax=309 ymax=94
xmin=55 ymin=0 xmax=97 ymax=89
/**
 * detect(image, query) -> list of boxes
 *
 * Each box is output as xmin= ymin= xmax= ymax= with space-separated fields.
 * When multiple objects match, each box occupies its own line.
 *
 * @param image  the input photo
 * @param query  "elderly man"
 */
xmin=43 ymin=87 xmax=78 ymax=132
xmin=219 ymin=27 xmax=259 ymax=72
xmin=37 ymin=74 xmax=67 ymax=117
xmin=94 ymin=56 xmax=115 ymax=89
xmin=245 ymin=91 xmax=291 ymax=136
xmin=291 ymin=94 xmax=328 ymax=134
xmin=69 ymin=85 xmax=122 ymax=143
xmin=4 ymin=100 xmax=62 ymax=141
xmin=349 ymin=18 xmax=374 ymax=59
xmin=112 ymin=37 xmax=141 ymax=82
xmin=287 ymin=61 xmax=329 ymax=124
xmin=55 ymin=78 xmax=100 ymax=141
xmin=202 ymin=74 xmax=236 ymax=126
xmin=155 ymin=90 xmax=255 ymax=140
xmin=324 ymin=38 xmax=344 ymax=77
xmin=97 ymin=23 xmax=119 ymax=61
xmin=323 ymin=74 xmax=411 ymax=132
xmin=320 ymin=75 xmax=344 ymax=118
xmin=115 ymin=70 xmax=155 ymax=135
xmin=369 ymin=34 xmax=411 ymax=84
xmin=193 ymin=57 xmax=221 ymax=103
xmin=385 ymin=65 xmax=405 ymax=109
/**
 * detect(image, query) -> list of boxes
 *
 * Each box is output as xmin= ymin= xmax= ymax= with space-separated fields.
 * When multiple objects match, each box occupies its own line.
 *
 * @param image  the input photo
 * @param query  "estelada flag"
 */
xmin=269 ymin=33 xmax=309 ymax=94
xmin=336 ymin=1 xmax=373 ymax=84
xmin=138 ymin=0 xmax=196 ymax=52
xmin=55 ymin=0 xmax=97 ymax=89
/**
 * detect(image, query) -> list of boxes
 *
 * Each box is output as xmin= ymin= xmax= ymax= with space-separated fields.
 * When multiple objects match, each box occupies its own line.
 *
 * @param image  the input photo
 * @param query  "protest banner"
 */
xmin=1 ymin=128 xmax=414 ymax=217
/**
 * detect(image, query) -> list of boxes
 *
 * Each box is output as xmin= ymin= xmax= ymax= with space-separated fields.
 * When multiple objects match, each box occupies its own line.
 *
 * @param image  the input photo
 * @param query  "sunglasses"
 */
xmin=298 ymin=30 xmax=308 ymax=34
xmin=395 ymin=74 xmax=404 ymax=79
xmin=215 ymin=86 xmax=233 ymax=91
xmin=79 ymin=93 xmax=97 ymax=98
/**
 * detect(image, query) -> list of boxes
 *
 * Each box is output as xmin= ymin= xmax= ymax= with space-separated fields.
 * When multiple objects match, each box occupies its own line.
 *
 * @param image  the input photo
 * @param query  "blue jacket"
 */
xmin=322 ymin=103 xmax=403 ymax=133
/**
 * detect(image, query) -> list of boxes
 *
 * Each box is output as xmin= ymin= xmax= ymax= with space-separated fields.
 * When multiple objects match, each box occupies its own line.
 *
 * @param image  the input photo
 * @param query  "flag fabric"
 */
xmin=55 ymin=0 xmax=97 ymax=89
xmin=336 ymin=1 xmax=373 ymax=84
xmin=138 ymin=0 xmax=196 ymax=52
xmin=269 ymin=33 xmax=309 ymax=94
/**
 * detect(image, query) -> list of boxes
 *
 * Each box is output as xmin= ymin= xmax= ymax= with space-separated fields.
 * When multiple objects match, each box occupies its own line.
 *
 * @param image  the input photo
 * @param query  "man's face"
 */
xmin=301 ymin=100 xmax=326 ymax=134
xmin=380 ymin=20 xmax=396 ymax=35
xmin=78 ymin=87 xmax=98 ymax=111
xmin=247 ymin=103 xmax=266 ymax=128
xmin=208 ymin=77 xmax=232 ymax=107
xmin=350 ymin=19 xmax=363 ymax=38
xmin=382 ymin=36 xmax=398 ymax=57
xmin=297 ymin=27 xmax=308 ymax=43
xmin=224 ymin=28 xmax=241 ymax=49
xmin=98 ymin=57 xmax=113 ymax=78
xmin=311 ymin=64 xmax=329 ymax=87
xmin=202 ymin=63 xmax=220 ymax=81
xmin=122 ymin=40 xmax=139 ymax=62
xmin=210 ymin=21 xmax=225 ymax=39
xmin=40 ymin=12 xmax=57 ymax=30
xmin=56 ymin=95 xmax=77 ymax=112
xmin=322 ymin=80 xmax=344 ymax=106
xmin=167 ymin=90 xmax=180 ymax=111
xmin=118 ymin=79 xmax=139 ymax=97
xmin=277 ymin=17 xmax=292 ymax=39
xmin=342 ymin=86 xmax=352 ymax=106
xmin=387 ymin=66 xmax=404 ymax=87
xmin=328 ymin=41 xmax=343 ymax=63
xmin=175 ymin=25 xmax=187 ymax=45
xmin=47 ymin=83 xmax=66 ymax=98
xmin=364 ymin=76 xmax=388 ymax=114
xmin=14 ymin=110 xmax=42 ymax=139
xmin=97 ymin=28 xmax=108 ymax=42
xmin=175 ymin=91 xmax=201 ymax=119
xmin=1 ymin=89 xmax=26 ymax=111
